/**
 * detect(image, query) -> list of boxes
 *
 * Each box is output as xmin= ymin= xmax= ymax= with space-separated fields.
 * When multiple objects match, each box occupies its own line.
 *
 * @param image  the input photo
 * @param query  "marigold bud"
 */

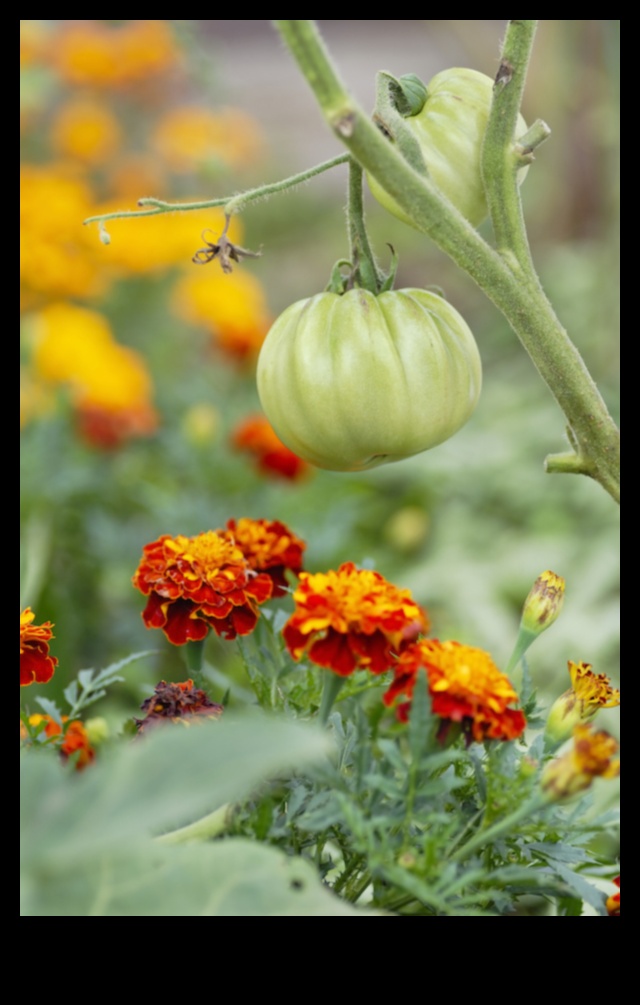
xmin=521 ymin=570 xmax=565 ymax=636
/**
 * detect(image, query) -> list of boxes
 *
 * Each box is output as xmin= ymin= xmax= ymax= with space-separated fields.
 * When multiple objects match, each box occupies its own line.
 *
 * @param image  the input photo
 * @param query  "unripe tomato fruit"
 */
xmin=257 ymin=288 xmax=482 ymax=472
xmin=367 ymin=67 xmax=528 ymax=228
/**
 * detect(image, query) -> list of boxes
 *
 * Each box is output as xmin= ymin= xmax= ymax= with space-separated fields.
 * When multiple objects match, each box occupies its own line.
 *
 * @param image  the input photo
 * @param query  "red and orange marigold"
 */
xmin=222 ymin=518 xmax=306 ymax=597
xmin=20 ymin=608 xmax=58 ymax=686
xmin=231 ymin=414 xmax=309 ymax=481
xmin=606 ymin=876 xmax=620 ymax=917
xmin=24 ymin=714 xmax=95 ymax=770
xmin=384 ymin=638 xmax=526 ymax=743
xmin=283 ymin=562 xmax=428 ymax=676
xmin=132 ymin=531 xmax=273 ymax=644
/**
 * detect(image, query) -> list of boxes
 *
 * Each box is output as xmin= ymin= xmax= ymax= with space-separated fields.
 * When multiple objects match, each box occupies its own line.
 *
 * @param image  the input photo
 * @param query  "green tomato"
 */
xmin=256 ymin=287 xmax=482 ymax=472
xmin=367 ymin=67 xmax=528 ymax=227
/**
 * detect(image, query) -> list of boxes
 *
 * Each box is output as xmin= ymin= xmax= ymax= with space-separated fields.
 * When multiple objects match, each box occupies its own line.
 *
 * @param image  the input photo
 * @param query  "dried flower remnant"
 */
xmin=222 ymin=518 xmax=306 ymax=596
xmin=283 ymin=562 xmax=428 ymax=676
xmin=384 ymin=639 xmax=526 ymax=743
xmin=541 ymin=724 xmax=620 ymax=802
xmin=20 ymin=608 xmax=58 ymax=686
xmin=192 ymin=216 xmax=262 ymax=275
xmin=132 ymin=531 xmax=273 ymax=645
xmin=231 ymin=415 xmax=309 ymax=481
xmin=545 ymin=660 xmax=620 ymax=745
xmin=135 ymin=679 xmax=223 ymax=733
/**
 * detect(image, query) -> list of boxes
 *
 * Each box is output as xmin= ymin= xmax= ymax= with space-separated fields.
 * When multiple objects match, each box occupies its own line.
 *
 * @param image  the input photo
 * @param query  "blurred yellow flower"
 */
xmin=51 ymin=96 xmax=122 ymax=165
xmin=20 ymin=165 xmax=107 ymax=306
xmin=30 ymin=302 xmax=158 ymax=447
xmin=90 ymin=204 xmax=240 ymax=275
xmin=106 ymin=153 xmax=167 ymax=200
xmin=172 ymin=267 xmax=271 ymax=359
xmin=152 ymin=106 xmax=265 ymax=174
xmin=48 ymin=20 xmax=178 ymax=88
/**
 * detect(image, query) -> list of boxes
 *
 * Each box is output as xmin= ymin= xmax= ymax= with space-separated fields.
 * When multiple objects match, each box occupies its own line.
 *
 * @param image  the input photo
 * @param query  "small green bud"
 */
xmin=521 ymin=570 xmax=565 ymax=636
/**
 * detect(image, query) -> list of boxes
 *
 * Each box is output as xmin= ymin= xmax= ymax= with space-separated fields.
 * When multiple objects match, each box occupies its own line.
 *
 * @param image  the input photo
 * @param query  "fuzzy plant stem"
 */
xmin=273 ymin=20 xmax=619 ymax=504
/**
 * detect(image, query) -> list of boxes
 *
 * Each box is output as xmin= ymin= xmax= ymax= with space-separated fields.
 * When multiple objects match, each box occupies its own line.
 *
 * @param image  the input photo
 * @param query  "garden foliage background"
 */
xmin=20 ymin=20 xmax=619 ymax=909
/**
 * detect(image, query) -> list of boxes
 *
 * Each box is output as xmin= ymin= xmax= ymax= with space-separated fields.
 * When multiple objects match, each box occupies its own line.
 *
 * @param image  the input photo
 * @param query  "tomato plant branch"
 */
xmin=346 ymin=159 xmax=385 ymax=292
xmin=82 ymin=153 xmax=349 ymax=229
xmin=274 ymin=19 xmax=620 ymax=503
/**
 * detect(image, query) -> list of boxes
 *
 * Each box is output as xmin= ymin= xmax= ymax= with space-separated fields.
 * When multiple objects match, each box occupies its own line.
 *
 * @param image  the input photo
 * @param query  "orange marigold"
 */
xmin=231 ymin=414 xmax=309 ymax=481
xmin=134 ymin=679 xmax=223 ymax=733
xmin=606 ymin=876 xmax=620 ymax=917
xmin=48 ymin=20 xmax=178 ymax=88
xmin=25 ymin=714 xmax=95 ymax=770
xmin=223 ymin=518 xmax=306 ymax=597
xmin=384 ymin=639 xmax=526 ymax=743
xmin=20 ymin=608 xmax=58 ymax=687
xmin=541 ymin=724 xmax=620 ymax=802
xmin=132 ymin=531 xmax=273 ymax=645
xmin=283 ymin=562 xmax=428 ymax=676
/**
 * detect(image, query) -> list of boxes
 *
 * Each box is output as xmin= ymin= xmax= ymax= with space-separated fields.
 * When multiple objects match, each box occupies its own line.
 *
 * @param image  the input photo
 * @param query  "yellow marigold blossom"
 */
xmin=30 ymin=303 xmax=158 ymax=447
xmin=48 ymin=20 xmax=178 ymax=88
xmin=20 ymin=20 xmax=46 ymax=67
xmin=222 ymin=518 xmax=306 ymax=597
xmin=151 ymin=106 xmax=265 ymax=174
xmin=171 ymin=268 xmax=271 ymax=360
xmin=384 ymin=639 xmax=526 ymax=743
xmin=20 ymin=608 xmax=57 ymax=687
xmin=90 ymin=204 xmax=240 ymax=275
xmin=132 ymin=531 xmax=274 ymax=645
xmin=20 ymin=165 xmax=106 ymax=305
xmin=546 ymin=660 xmax=620 ymax=745
xmin=51 ymin=97 xmax=122 ymax=165
xmin=283 ymin=562 xmax=428 ymax=676
xmin=541 ymin=724 xmax=620 ymax=802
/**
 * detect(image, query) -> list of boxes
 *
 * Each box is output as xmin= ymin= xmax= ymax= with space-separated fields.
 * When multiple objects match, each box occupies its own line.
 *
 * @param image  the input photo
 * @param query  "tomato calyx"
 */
xmin=324 ymin=244 xmax=399 ymax=297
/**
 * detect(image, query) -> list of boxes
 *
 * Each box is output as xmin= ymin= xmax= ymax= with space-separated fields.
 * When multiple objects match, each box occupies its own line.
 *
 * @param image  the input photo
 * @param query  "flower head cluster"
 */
xmin=20 ymin=608 xmax=58 ymax=687
xmin=606 ymin=876 xmax=620 ymax=917
xmin=283 ymin=562 xmax=428 ymax=676
xmin=24 ymin=714 xmax=94 ymax=770
xmin=224 ymin=518 xmax=306 ymax=597
xmin=134 ymin=679 xmax=223 ymax=733
xmin=545 ymin=660 xmax=620 ymax=744
xmin=384 ymin=639 xmax=526 ymax=743
xmin=231 ymin=414 xmax=309 ymax=481
xmin=541 ymin=724 xmax=620 ymax=802
xmin=133 ymin=530 xmax=274 ymax=644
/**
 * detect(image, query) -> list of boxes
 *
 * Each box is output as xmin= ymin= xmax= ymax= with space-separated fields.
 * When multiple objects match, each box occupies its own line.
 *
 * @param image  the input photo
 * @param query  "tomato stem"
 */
xmin=274 ymin=19 xmax=620 ymax=504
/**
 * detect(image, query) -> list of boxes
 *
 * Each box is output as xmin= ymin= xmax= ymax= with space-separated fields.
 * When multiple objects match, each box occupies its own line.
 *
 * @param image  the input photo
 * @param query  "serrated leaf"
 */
xmin=550 ymin=861 xmax=608 ymax=914
xmin=34 ymin=696 xmax=63 ymax=724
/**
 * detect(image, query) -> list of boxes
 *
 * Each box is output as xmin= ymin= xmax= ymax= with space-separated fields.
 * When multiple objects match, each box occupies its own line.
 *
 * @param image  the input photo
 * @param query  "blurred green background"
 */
xmin=20 ymin=21 xmax=619 ymax=736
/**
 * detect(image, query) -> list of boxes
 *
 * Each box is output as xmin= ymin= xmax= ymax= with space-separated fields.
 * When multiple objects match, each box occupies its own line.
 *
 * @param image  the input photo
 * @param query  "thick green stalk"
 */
xmin=274 ymin=20 xmax=619 ymax=503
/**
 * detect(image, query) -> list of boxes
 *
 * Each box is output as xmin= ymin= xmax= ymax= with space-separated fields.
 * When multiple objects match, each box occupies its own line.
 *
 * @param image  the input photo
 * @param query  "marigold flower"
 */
xmin=171 ymin=268 xmax=271 ymax=360
xmin=231 ymin=414 xmax=309 ymax=481
xmin=25 ymin=714 xmax=95 ymax=770
xmin=134 ymin=679 xmax=223 ymax=732
xmin=545 ymin=660 xmax=620 ymax=745
xmin=606 ymin=876 xmax=620 ymax=916
xmin=283 ymin=562 xmax=428 ymax=676
xmin=384 ymin=639 xmax=526 ymax=743
xmin=50 ymin=97 xmax=122 ymax=165
xmin=223 ymin=518 xmax=306 ymax=597
xmin=48 ymin=20 xmax=178 ymax=88
xmin=132 ymin=531 xmax=273 ymax=644
xmin=151 ymin=106 xmax=265 ymax=174
xmin=20 ymin=608 xmax=57 ymax=687
xmin=541 ymin=724 xmax=620 ymax=802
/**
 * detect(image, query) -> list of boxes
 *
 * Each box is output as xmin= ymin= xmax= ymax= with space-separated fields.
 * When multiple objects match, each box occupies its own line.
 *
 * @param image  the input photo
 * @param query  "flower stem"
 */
xmin=346 ymin=158 xmax=383 ymax=292
xmin=450 ymin=794 xmax=545 ymax=863
xmin=273 ymin=20 xmax=620 ymax=503
xmin=184 ymin=639 xmax=206 ymax=690
xmin=318 ymin=672 xmax=346 ymax=725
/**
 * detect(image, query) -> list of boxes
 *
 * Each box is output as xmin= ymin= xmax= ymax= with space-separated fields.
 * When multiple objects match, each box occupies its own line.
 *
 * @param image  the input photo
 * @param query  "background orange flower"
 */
xmin=283 ymin=562 xmax=428 ymax=676
xmin=231 ymin=414 xmax=309 ymax=480
xmin=20 ymin=608 xmax=58 ymax=686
